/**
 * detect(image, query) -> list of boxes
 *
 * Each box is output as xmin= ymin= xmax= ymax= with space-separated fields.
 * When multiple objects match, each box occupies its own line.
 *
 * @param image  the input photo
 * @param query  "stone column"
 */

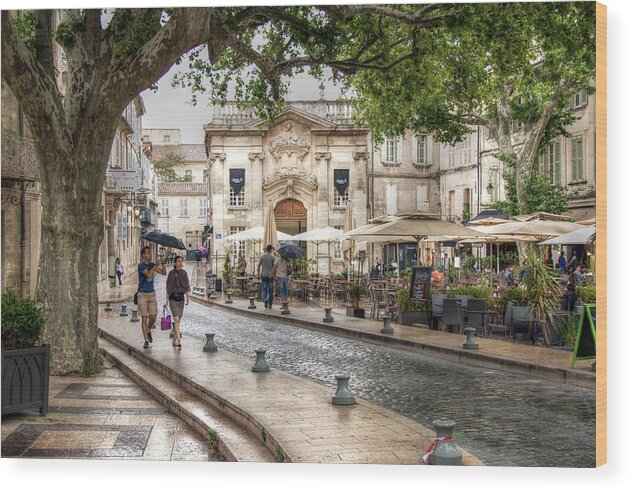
xmin=314 ymin=152 xmax=331 ymax=273
xmin=249 ymin=152 xmax=265 ymax=225
xmin=208 ymin=152 xmax=226 ymax=274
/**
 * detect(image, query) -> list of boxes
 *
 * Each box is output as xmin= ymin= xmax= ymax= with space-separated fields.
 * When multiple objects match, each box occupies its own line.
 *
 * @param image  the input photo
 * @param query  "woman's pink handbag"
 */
xmin=160 ymin=307 xmax=172 ymax=331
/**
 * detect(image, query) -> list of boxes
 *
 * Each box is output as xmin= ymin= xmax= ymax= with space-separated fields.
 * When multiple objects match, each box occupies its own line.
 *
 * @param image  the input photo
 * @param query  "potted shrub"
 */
xmin=345 ymin=283 xmax=365 ymax=318
xmin=1 ymin=290 xmax=50 ymax=416
xmin=396 ymin=287 xmax=431 ymax=326
xmin=521 ymin=253 xmax=563 ymax=346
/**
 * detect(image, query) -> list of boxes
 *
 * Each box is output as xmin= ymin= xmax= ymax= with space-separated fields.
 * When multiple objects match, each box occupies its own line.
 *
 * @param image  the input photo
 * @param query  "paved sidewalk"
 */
xmin=99 ymin=309 xmax=483 ymax=465
xmin=191 ymin=295 xmax=595 ymax=389
xmin=1 ymin=359 xmax=221 ymax=461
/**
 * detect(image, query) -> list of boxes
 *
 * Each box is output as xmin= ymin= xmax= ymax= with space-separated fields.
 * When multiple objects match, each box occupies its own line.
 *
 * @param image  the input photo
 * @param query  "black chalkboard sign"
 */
xmin=571 ymin=303 xmax=596 ymax=367
xmin=409 ymin=267 xmax=432 ymax=302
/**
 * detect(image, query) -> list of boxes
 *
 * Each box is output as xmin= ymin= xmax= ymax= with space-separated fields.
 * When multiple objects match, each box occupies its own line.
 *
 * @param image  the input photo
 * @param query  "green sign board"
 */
xmin=571 ymin=303 xmax=596 ymax=368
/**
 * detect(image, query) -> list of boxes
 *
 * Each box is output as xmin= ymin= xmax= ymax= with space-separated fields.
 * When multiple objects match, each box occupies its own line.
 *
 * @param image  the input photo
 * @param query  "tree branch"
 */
xmin=34 ymin=10 xmax=55 ymax=81
xmin=1 ymin=11 xmax=69 ymax=149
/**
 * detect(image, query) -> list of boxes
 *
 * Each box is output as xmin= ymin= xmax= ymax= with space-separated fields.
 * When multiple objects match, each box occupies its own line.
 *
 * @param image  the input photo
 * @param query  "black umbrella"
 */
xmin=141 ymin=231 xmax=186 ymax=250
xmin=276 ymin=241 xmax=303 ymax=259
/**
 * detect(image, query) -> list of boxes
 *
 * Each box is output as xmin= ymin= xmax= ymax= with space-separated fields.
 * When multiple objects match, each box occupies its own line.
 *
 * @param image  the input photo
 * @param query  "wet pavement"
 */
xmin=172 ymin=294 xmax=595 ymax=467
xmin=1 ymin=359 xmax=223 ymax=462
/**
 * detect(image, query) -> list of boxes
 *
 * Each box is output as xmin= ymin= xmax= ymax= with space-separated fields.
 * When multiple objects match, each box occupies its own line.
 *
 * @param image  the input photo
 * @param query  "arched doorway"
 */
xmin=274 ymin=198 xmax=307 ymax=237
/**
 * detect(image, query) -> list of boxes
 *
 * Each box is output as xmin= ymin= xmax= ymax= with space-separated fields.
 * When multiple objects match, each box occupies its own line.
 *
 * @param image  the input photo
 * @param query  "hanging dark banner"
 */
xmin=230 ymin=169 xmax=245 ymax=194
xmin=333 ymin=169 xmax=350 ymax=195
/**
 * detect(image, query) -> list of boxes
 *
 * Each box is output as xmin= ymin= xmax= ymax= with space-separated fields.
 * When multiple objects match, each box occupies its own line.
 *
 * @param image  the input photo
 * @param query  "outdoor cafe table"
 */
xmin=462 ymin=308 xmax=499 ymax=337
xmin=292 ymin=279 xmax=311 ymax=301
xmin=235 ymin=276 xmax=248 ymax=295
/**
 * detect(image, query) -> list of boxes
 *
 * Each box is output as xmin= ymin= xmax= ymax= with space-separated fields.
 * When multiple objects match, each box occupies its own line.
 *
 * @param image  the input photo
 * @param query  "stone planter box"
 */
xmin=346 ymin=307 xmax=365 ymax=319
xmin=399 ymin=311 xmax=430 ymax=327
xmin=1 ymin=344 xmax=50 ymax=416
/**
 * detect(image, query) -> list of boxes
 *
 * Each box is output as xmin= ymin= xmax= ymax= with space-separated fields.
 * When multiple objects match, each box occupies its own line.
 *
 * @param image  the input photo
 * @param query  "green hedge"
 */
xmin=1 ymin=290 xmax=45 ymax=350
xmin=577 ymin=285 xmax=596 ymax=304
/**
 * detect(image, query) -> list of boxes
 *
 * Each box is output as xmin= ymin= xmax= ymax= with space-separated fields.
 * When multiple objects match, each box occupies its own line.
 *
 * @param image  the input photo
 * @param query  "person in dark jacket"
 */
xmin=164 ymin=256 xmax=190 ymax=348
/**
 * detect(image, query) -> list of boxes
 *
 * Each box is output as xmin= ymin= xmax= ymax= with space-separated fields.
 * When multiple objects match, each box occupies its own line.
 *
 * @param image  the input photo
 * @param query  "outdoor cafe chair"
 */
xmin=486 ymin=301 xmax=514 ymax=338
xmin=442 ymin=298 xmax=465 ymax=334
xmin=511 ymin=306 xmax=535 ymax=343
xmin=464 ymin=298 xmax=487 ymax=337
xmin=455 ymin=295 xmax=472 ymax=308
xmin=431 ymin=294 xmax=446 ymax=330
xmin=369 ymin=286 xmax=387 ymax=320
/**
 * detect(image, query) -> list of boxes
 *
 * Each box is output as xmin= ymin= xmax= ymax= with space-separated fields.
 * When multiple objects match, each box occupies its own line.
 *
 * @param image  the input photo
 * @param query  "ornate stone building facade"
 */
xmin=205 ymin=102 xmax=369 ymax=275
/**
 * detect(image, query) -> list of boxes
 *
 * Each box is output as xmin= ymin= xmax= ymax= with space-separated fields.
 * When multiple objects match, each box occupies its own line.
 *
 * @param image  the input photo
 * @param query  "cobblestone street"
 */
xmin=171 ymin=287 xmax=595 ymax=467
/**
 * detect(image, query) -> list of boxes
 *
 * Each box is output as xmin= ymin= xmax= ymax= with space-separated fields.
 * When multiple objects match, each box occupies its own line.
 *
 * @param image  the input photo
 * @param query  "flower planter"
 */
xmin=1 ymin=344 xmax=50 ymax=416
xmin=346 ymin=307 xmax=365 ymax=318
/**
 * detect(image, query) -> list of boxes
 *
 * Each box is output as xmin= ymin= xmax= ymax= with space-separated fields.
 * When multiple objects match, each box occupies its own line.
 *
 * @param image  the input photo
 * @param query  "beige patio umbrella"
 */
xmin=348 ymin=217 xmax=489 ymax=267
xmin=470 ymin=219 xmax=583 ymax=241
xmin=263 ymin=200 xmax=278 ymax=249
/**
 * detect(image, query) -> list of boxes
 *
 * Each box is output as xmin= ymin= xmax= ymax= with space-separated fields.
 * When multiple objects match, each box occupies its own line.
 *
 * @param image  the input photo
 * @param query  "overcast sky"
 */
xmin=141 ymin=64 xmax=343 ymax=144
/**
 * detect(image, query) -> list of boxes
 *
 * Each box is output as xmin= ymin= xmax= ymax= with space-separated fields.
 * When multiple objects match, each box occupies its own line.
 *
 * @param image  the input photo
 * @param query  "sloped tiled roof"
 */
xmin=158 ymin=182 xmax=208 ymax=196
xmin=150 ymin=144 xmax=206 ymax=162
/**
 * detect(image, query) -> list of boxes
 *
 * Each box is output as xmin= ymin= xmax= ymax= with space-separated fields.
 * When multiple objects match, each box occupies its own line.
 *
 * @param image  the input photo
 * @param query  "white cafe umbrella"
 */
xmin=538 ymin=226 xmax=596 ymax=246
xmin=292 ymin=226 xmax=344 ymax=273
xmin=224 ymin=225 xmax=293 ymax=243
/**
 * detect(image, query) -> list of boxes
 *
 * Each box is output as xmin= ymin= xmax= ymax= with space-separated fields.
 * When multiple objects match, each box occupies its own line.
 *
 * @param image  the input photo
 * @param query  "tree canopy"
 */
xmin=344 ymin=2 xmax=596 ymax=213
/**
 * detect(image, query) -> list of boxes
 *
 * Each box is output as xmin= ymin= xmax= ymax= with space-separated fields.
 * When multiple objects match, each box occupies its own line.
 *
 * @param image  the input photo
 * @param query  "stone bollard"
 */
xmin=130 ymin=308 xmax=139 ymax=322
xmin=380 ymin=315 xmax=394 ymax=334
xmin=203 ymin=333 xmax=218 ymax=352
xmin=209 ymin=289 xmax=217 ymax=300
xmin=462 ymin=327 xmax=479 ymax=350
xmin=225 ymin=292 xmax=233 ymax=304
xmin=248 ymin=297 xmax=257 ymax=309
xmin=332 ymin=375 xmax=355 ymax=405
xmin=252 ymin=349 xmax=270 ymax=372
xmin=104 ymin=301 xmax=113 ymax=312
xmin=424 ymin=419 xmax=462 ymax=466
xmin=323 ymin=307 xmax=334 ymax=323
xmin=119 ymin=304 xmax=128 ymax=316
xmin=280 ymin=301 xmax=291 ymax=315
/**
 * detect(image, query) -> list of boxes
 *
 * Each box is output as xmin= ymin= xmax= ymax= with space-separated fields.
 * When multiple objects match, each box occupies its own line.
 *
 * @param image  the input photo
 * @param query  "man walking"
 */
xmin=272 ymin=252 xmax=292 ymax=307
xmin=137 ymin=246 xmax=166 ymax=349
xmin=258 ymin=244 xmax=276 ymax=309
xmin=557 ymin=250 xmax=567 ymax=273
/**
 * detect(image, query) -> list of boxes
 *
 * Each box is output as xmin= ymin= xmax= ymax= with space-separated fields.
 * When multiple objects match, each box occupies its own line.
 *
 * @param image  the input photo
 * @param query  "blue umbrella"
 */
xmin=276 ymin=241 xmax=303 ymax=259
xmin=141 ymin=231 xmax=186 ymax=250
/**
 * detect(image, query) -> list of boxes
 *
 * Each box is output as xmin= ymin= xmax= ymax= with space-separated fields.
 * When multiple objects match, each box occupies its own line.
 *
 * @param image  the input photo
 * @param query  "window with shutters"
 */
xmin=381 ymin=137 xmax=402 ymax=164
xmin=571 ymin=91 xmax=588 ymax=109
xmin=159 ymin=199 xmax=169 ymax=216
xmin=416 ymin=185 xmax=428 ymax=211
xmin=229 ymin=186 xmax=245 ymax=206
xmin=199 ymin=198 xmax=208 ymax=217
xmin=538 ymin=141 xmax=562 ymax=184
xmin=571 ymin=135 xmax=585 ymax=182
xmin=413 ymin=135 xmax=428 ymax=164
xmin=179 ymin=199 xmax=188 ymax=217
xmin=334 ymin=188 xmax=349 ymax=207
xmin=386 ymin=184 xmax=398 ymax=215
xmin=116 ymin=213 xmax=127 ymax=241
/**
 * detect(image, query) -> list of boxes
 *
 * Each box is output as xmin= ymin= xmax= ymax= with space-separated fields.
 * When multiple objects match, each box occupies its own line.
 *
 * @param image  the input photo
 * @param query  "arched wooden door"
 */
xmin=274 ymin=199 xmax=307 ymax=248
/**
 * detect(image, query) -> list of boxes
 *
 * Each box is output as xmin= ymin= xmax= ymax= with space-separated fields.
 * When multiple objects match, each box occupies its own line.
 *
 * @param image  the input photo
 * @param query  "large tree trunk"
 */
xmin=35 ymin=131 xmax=113 ymax=375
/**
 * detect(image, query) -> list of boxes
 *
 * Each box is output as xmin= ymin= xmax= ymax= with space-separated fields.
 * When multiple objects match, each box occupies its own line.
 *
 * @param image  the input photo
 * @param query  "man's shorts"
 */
xmin=137 ymin=291 xmax=157 ymax=317
xmin=277 ymin=277 xmax=288 ymax=298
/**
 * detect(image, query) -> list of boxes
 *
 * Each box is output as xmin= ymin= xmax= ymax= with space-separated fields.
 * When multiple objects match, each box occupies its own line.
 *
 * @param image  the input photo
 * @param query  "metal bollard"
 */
xmin=225 ymin=292 xmax=233 ymax=304
xmin=424 ymin=419 xmax=462 ymax=465
xmin=130 ymin=308 xmax=139 ymax=322
xmin=119 ymin=304 xmax=128 ymax=316
xmin=248 ymin=297 xmax=257 ymax=309
xmin=462 ymin=327 xmax=479 ymax=349
xmin=381 ymin=315 xmax=394 ymax=334
xmin=203 ymin=333 xmax=217 ymax=352
xmin=332 ymin=375 xmax=355 ymax=405
xmin=104 ymin=301 xmax=113 ymax=312
xmin=323 ymin=307 xmax=334 ymax=323
xmin=280 ymin=301 xmax=290 ymax=315
xmin=252 ymin=349 xmax=270 ymax=372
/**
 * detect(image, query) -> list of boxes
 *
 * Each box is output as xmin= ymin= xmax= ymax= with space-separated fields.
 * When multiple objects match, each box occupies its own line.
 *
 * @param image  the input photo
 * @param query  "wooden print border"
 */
xmin=595 ymin=1 xmax=607 ymax=468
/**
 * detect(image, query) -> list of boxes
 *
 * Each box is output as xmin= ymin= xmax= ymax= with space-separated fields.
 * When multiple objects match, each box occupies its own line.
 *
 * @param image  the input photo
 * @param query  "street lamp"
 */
xmin=486 ymin=180 xmax=494 ymax=195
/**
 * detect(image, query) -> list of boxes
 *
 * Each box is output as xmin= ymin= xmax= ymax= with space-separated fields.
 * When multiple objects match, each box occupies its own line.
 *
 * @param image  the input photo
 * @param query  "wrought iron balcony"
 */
xmin=1 ymin=133 xmax=39 ymax=182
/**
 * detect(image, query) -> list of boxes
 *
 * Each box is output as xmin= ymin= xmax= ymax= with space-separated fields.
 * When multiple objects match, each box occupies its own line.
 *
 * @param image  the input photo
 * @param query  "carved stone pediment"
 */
xmin=262 ymin=166 xmax=317 ymax=190
xmin=268 ymin=121 xmax=310 ymax=162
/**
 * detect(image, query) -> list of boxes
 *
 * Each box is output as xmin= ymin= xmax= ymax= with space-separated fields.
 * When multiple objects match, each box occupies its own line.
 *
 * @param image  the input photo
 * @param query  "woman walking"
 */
xmin=115 ymin=257 xmax=124 ymax=286
xmin=165 ymin=256 xmax=190 ymax=348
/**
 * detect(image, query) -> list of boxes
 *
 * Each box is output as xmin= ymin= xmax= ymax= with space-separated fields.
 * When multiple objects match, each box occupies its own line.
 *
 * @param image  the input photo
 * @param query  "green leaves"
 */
xmin=1 ymin=290 xmax=45 ymax=350
xmin=54 ymin=15 xmax=85 ymax=50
